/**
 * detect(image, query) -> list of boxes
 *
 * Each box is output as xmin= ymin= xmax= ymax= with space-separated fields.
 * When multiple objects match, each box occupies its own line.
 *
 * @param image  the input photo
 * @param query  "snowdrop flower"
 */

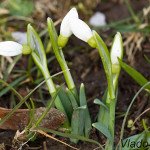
xmin=110 ymin=32 xmax=123 ymax=74
xmin=58 ymin=8 xmax=78 ymax=48
xmin=69 ymin=18 xmax=96 ymax=48
xmin=0 ymin=41 xmax=31 ymax=56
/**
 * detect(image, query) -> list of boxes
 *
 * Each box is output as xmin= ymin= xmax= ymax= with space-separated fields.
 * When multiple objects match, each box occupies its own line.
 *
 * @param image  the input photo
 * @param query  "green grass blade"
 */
xmin=3 ymin=55 xmax=21 ymax=80
xmin=0 ymin=75 xmax=26 ymax=97
xmin=144 ymin=55 xmax=150 ymax=64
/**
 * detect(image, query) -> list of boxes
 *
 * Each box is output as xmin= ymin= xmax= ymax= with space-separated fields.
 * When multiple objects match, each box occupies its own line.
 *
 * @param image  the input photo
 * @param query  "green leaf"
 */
xmin=27 ymin=24 xmax=47 ymax=68
xmin=57 ymin=87 xmax=73 ymax=122
xmin=66 ymin=88 xmax=78 ymax=109
xmin=92 ymin=122 xmax=113 ymax=143
xmin=93 ymin=31 xmax=115 ymax=100
xmin=70 ymin=109 xmax=80 ymax=144
xmin=9 ymin=0 xmax=34 ymax=17
xmin=94 ymin=98 xmax=108 ymax=110
xmin=118 ymin=58 xmax=150 ymax=91
xmin=80 ymin=83 xmax=92 ymax=138
xmin=97 ymin=89 xmax=109 ymax=128
xmin=144 ymin=55 xmax=150 ymax=64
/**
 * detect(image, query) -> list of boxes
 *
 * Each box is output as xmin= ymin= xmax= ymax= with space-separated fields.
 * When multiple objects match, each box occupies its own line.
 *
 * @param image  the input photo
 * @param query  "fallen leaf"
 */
xmin=0 ymin=107 xmax=66 ymax=131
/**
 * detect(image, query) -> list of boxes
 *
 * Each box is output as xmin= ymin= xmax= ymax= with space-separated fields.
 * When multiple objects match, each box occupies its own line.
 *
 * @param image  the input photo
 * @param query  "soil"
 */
xmin=0 ymin=0 xmax=150 ymax=150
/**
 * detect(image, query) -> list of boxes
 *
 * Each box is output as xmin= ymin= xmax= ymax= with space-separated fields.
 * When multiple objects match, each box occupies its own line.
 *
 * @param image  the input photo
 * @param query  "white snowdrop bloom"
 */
xmin=0 ymin=41 xmax=22 ymax=56
xmin=60 ymin=8 xmax=78 ymax=38
xmin=110 ymin=32 xmax=123 ymax=73
xmin=69 ymin=18 xmax=96 ymax=48
xmin=0 ymin=41 xmax=31 ymax=56
xmin=58 ymin=8 xmax=78 ymax=48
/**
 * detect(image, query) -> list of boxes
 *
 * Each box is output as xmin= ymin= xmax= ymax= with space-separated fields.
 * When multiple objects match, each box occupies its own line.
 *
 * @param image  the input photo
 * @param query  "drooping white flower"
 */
xmin=0 ymin=41 xmax=22 ymax=56
xmin=60 ymin=8 xmax=78 ymax=38
xmin=69 ymin=18 xmax=96 ymax=48
xmin=0 ymin=41 xmax=31 ymax=56
xmin=110 ymin=32 xmax=123 ymax=73
xmin=58 ymin=8 xmax=78 ymax=48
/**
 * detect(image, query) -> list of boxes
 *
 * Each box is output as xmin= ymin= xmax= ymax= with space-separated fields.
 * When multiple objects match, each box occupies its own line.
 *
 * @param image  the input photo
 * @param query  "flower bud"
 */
xmin=69 ymin=18 xmax=96 ymax=48
xmin=0 ymin=41 xmax=22 ymax=56
xmin=22 ymin=44 xmax=32 ymax=55
xmin=110 ymin=32 xmax=123 ymax=74
xmin=58 ymin=8 xmax=78 ymax=48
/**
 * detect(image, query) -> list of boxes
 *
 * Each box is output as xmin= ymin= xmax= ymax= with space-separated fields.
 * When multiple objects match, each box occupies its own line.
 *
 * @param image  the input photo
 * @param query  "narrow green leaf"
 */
xmin=94 ymin=98 xmax=108 ymax=110
xmin=144 ymin=55 xmax=150 ymax=64
xmin=92 ymin=122 xmax=113 ymax=143
xmin=93 ymin=31 xmax=115 ymax=100
xmin=118 ymin=58 xmax=150 ymax=91
xmin=3 ymin=55 xmax=21 ymax=80
xmin=66 ymin=88 xmax=80 ymax=143
xmin=58 ymin=87 xmax=73 ymax=122
xmin=98 ymin=89 xmax=109 ymax=128
xmin=70 ymin=109 xmax=80 ymax=144
xmin=66 ymin=88 xmax=78 ymax=109
xmin=0 ymin=75 xmax=26 ymax=97
xmin=80 ymin=83 xmax=92 ymax=138
xmin=27 ymin=24 xmax=47 ymax=67
xmin=79 ymin=83 xmax=86 ymax=137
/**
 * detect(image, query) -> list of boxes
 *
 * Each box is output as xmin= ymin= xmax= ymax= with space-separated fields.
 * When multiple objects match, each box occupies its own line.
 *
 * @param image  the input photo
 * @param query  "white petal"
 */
xmin=110 ymin=32 xmax=123 ymax=64
xmin=60 ymin=8 xmax=78 ymax=37
xmin=0 ymin=41 xmax=22 ymax=56
xmin=11 ymin=31 xmax=27 ymax=45
xmin=69 ymin=18 xmax=93 ymax=42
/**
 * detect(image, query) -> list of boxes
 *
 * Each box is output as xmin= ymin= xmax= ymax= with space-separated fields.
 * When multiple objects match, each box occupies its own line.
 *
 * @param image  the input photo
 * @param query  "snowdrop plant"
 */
xmin=47 ymin=15 xmax=92 ymax=143
xmin=93 ymin=32 xmax=123 ymax=150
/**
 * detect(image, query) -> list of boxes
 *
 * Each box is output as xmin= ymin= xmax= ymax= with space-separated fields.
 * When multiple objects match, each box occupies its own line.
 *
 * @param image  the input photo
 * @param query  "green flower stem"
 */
xmin=41 ymin=66 xmax=70 ymax=126
xmin=47 ymin=18 xmax=78 ymax=102
xmin=59 ymin=49 xmax=78 ymax=100
xmin=105 ymin=71 xmax=120 ymax=150
xmin=105 ymin=96 xmax=117 ymax=150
